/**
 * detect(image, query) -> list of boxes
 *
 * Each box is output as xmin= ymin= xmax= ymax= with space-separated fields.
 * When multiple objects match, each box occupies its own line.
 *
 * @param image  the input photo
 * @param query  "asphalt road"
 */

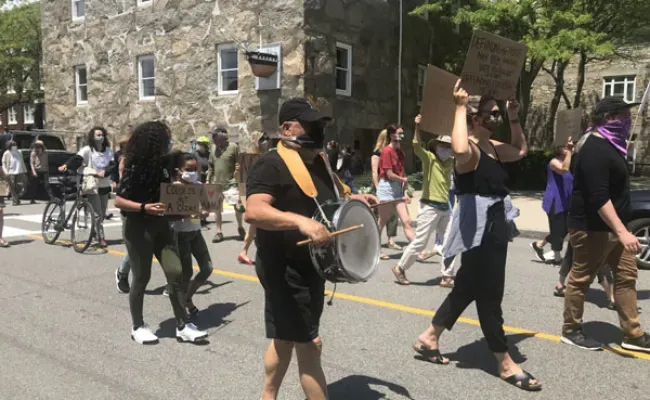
xmin=1 ymin=201 xmax=649 ymax=400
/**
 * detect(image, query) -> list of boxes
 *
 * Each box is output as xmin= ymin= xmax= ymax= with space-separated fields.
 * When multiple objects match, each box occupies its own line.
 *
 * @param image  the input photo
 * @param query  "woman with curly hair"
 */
xmin=115 ymin=121 xmax=207 ymax=344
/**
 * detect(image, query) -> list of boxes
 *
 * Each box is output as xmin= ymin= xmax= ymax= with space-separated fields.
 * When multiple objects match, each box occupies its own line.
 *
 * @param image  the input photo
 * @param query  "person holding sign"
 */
xmin=115 ymin=121 xmax=207 ymax=345
xmin=413 ymin=81 xmax=542 ymax=391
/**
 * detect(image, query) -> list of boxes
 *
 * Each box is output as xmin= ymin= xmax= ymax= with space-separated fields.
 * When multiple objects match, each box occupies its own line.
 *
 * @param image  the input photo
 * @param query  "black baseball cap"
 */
xmin=278 ymin=98 xmax=332 ymax=125
xmin=594 ymin=96 xmax=640 ymax=115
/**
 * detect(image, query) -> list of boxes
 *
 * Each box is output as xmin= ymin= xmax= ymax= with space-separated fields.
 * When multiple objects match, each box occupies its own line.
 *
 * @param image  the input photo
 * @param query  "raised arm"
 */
xmin=450 ymin=80 xmax=476 ymax=170
xmin=491 ymin=100 xmax=528 ymax=163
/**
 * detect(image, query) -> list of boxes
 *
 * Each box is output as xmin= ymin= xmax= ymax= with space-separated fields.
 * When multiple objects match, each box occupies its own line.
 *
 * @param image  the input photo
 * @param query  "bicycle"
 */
xmin=41 ymin=171 xmax=97 ymax=253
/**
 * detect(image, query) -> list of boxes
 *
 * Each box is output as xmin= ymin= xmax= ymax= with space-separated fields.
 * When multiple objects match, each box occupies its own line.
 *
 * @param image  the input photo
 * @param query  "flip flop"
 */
xmin=440 ymin=279 xmax=454 ymax=288
xmin=392 ymin=266 xmax=410 ymax=285
xmin=412 ymin=343 xmax=449 ymax=365
xmin=0 ymin=239 xmax=9 ymax=248
xmin=212 ymin=233 xmax=224 ymax=243
xmin=553 ymin=286 xmax=565 ymax=297
xmin=501 ymin=371 xmax=542 ymax=392
xmin=418 ymin=250 xmax=436 ymax=261
xmin=238 ymin=255 xmax=255 ymax=265
xmin=387 ymin=243 xmax=402 ymax=251
xmin=380 ymin=254 xmax=390 ymax=261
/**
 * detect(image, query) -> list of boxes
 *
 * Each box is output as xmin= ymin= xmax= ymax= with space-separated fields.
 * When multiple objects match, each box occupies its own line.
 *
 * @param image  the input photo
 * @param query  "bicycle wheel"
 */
xmin=41 ymin=201 xmax=64 ymax=244
xmin=71 ymin=200 xmax=96 ymax=253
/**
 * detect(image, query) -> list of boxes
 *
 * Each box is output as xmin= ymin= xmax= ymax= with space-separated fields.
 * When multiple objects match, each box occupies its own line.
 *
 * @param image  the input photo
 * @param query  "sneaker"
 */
xmin=622 ymin=333 xmax=650 ymax=353
xmin=561 ymin=330 xmax=602 ymax=351
xmin=530 ymin=242 xmax=545 ymax=262
xmin=545 ymin=259 xmax=562 ymax=266
xmin=176 ymin=322 xmax=208 ymax=343
xmin=162 ymin=288 xmax=169 ymax=297
xmin=115 ymin=269 xmax=130 ymax=294
xmin=434 ymin=244 xmax=443 ymax=255
xmin=131 ymin=324 xmax=159 ymax=345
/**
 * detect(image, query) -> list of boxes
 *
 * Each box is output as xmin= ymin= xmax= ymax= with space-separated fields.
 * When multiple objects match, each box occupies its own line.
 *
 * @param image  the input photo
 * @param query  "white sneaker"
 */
xmin=176 ymin=323 xmax=208 ymax=343
xmin=434 ymin=244 xmax=443 ymax=255
xmin=131 ymin=324 xmax=159 ymax=345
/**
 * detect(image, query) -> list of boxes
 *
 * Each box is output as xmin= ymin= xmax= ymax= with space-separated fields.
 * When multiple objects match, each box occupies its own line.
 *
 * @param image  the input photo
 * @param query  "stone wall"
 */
xmin=529 ymin=45 xmax=650 ymax=169
xmin=303 ymin=0 xmax=431 ymax=172
xmin=41 ymin=0 xmax=306 ymax=153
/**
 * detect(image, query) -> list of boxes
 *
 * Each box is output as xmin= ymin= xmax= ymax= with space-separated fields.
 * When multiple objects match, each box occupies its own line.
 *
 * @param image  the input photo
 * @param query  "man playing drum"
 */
xmin=245 ymin=98 xmax=377 ymax=400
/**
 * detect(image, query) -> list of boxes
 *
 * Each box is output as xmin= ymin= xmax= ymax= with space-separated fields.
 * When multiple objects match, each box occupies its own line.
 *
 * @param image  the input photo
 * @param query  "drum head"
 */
xmin=335 ymin=200 xmax=380 ymax=282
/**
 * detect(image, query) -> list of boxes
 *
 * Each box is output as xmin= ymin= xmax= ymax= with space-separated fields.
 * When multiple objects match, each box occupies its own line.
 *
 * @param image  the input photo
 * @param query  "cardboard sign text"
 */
xmin=159 ymin=183 xmax=201 ymax=215
xmin=419 ymin=65 xmax=459 ymax=135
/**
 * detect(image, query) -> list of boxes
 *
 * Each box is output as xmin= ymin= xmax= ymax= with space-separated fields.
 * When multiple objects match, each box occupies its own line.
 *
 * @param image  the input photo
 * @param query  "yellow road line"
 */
xmin=26 ymin=234 xmax=650 ymax=361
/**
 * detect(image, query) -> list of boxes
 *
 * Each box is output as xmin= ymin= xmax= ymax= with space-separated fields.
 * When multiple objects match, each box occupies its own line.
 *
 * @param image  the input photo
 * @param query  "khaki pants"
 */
xmin=563 ymin=230 xmax=643 ymax=339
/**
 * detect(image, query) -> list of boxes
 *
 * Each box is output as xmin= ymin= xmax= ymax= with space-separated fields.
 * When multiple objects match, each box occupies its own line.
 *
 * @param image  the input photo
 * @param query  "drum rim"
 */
xmin=333 ymin=200 xmax=380 ymax=282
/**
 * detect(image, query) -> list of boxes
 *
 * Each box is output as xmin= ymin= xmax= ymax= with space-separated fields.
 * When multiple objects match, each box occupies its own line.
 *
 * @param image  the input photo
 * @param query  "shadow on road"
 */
xmin=195 ymin=280 xmax=233 ymax=295
xmin=7 ymin=238 xmax=34 ymax=246
xmin=155 ymin=301 xmax=249 ymax=338
xmin=328 ymin=374 xmax=414 ymax=400
xmin=408 ymin=276 xmax=443 ymax=287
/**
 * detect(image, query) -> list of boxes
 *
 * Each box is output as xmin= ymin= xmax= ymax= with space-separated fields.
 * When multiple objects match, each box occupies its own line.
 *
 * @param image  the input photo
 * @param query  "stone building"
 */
xmin=530 ymin=45 xmax=650 ymax=171
xmin=41 ymin=0 xmax=432 ymax=171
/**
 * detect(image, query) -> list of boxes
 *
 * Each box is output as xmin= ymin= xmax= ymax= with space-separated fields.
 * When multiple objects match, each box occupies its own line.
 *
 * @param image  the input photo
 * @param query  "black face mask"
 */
xmin=294 ymin=122 xmax=325 ymax=149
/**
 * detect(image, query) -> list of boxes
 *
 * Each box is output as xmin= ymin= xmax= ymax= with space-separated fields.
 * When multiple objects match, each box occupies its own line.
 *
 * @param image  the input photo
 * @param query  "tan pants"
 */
xmin=563 ymin=230 xmax=643 ymax=339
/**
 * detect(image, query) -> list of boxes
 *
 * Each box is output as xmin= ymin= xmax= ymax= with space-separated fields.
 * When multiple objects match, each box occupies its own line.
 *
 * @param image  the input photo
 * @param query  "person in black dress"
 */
xmin=413 ymin=81 xmax=541 ymax=391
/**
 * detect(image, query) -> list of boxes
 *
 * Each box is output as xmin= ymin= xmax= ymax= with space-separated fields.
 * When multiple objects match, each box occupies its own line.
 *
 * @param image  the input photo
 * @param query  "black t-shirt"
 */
xmin=246 ymin=151 xmax=338 ymax=265
xmin=117 ymin=163 xmax=171 ymax=209
xmin=569 ymin=134 xmax=630 ymax=232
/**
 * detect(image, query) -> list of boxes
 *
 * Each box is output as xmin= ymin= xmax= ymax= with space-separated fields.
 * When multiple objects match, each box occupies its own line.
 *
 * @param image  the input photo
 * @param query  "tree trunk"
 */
xmin=573 ymin=51 xmax=587 ymax=108
xmin=546 ymin=61 xmax=569 ymax=145
xmin=518 ymin=58 xmax=544 ymax=129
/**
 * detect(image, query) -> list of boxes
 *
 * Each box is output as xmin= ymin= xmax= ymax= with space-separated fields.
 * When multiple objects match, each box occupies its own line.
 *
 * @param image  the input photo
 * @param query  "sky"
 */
xmin=1 ymin=0 xmax=39 ymax=11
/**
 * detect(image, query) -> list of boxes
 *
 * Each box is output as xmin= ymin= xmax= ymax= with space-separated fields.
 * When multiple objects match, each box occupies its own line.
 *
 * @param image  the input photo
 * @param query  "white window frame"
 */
xmin=24 ymin=104 xmax=35 ymax=124
xmin=603 ymin=75 xmax=637 ymax=103
xmin=335 ymin=42 xmax=352 ymax=97
xmin=255 ymin=43 xmax=282 ymax=91
xmin=71 ymin=0 xmax=85 ymax=20
xmin=137 ymin=0 xmax=153 ymax=7
xmin=417 ymin=65 xmax=427 ymax=105
xmin=218 ymin=44 xmax=239 ymax=95
xmin=8 ymin=107 xmax=17 ymax=125
xmin=75 ymin=65 xmax=88 ymax=105
xmin=138 ymin=54 xmax=156 ymax=101
xmin=7 ymin=84 xmax=15 ymax=94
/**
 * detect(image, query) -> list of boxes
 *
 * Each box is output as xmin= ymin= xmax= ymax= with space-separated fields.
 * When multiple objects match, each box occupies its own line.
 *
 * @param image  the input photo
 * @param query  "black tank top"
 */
xmin=454 ymin=142 xmax=509 ymax=197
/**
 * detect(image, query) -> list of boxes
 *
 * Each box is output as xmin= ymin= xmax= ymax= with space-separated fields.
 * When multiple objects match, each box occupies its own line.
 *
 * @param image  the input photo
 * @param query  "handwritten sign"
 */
xmin=554 ymin=108 xmax=583 ymax=147
xmin=460 ymin=30 xmax=528 ymax=100
xmin=159 ymin=183 xmax=201 ymax=215
xmin=200 ymin=184 xmax=222 ymax=212
xmin=419 ymin=65 xmax=459 ymax=135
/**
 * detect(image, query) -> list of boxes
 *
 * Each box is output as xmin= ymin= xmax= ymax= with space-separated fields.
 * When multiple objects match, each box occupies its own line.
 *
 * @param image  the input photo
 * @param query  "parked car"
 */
xmin=0 ymin=131 xmax=77 ymax=199
xmin=630 ymin=189 xmax=650 ymax=270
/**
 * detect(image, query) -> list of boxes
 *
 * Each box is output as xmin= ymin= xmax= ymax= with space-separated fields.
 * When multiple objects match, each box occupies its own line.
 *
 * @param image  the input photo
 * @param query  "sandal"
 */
xmin=501 ymin=371 xmax=542 ymax=392
xmin=380 ymin=254 xmax=390 ymax=261
xmin=0 ymin=239 xmax=9 ymax=248
xmin=412 ymin=343 xmax=449 ymax=365
xmin=212 ymin=233 xmax=224 ymax=243
xmin=418 ymin=250 xmax=436 ymax=262
xmin=387 ymin=243 xmax=402 ymax=251
xmin=553 ymin=286 xmax=565 ymax=297
xmin=238 ymin=255 xmax=254 ymax=265
xmin=440 ymin=278 xmax=454 ymax=288
xmin=392 ymin=266 xmax=410 ymax=285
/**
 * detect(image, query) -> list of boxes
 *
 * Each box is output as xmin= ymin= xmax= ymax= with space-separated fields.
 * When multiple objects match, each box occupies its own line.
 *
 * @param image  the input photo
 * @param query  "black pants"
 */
xmin=30 ymin=171 xmax=53 ymax=201
xmin=123 ymin=214 xmax=188 ymax=329
xmin=544 ymin=204 xmax=568 ymax=251
xmin=432 ymin=203 xmax=509 ymax=353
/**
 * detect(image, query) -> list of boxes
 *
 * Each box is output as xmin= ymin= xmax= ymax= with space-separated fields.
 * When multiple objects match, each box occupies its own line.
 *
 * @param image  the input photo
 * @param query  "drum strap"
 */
xmin=276 ymin=142 xmax=319 ymax=198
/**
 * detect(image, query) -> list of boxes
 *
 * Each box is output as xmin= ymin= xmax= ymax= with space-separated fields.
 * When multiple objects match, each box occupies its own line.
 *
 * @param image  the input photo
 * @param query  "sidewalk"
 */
xmin=404 ymin=190 xmax=547 ymax=239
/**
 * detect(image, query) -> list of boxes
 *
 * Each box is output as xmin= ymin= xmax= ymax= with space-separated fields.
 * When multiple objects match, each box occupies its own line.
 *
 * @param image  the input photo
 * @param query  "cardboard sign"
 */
xmin=419 ymin=66 xmax=459 ymax=135
xmin=554 ymin=108 xmax=583 ymax=146
xmin=460 ymin=30 xmax=528 ymax=100
xmin=159 ymin=183 xmax=201 ymax=215
xmin=200 ymin=184 xmax=222 ymax=212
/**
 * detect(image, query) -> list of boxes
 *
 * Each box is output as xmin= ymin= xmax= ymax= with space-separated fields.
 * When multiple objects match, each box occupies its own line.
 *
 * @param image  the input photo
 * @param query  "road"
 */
xmin=1 ymin=201 xmax=649 ymax=400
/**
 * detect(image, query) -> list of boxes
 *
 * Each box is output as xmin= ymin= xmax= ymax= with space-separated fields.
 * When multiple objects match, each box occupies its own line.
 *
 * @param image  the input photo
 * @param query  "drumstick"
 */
xmin=296 ymin=224 xmax=364 ymax=247
xmin=369 ymin=198 xmax=405 ymax=209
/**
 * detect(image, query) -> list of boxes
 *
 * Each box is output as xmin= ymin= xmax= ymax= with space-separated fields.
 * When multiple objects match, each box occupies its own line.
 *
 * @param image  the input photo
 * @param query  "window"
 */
xmin=8 ymin=107 xmax=17 ymax=125
xmin=24 ymin=104 xmax=35 ymax=124
xmin=417 ymin=65 xmax=427 ymax=105
xmin=72 ymin=0 xmax=85 ymax=20
xmin=256 ymin=43 xmax=282 ymax=91
xmin=335 ymin=42 xmax=352 ymax=96
xmin=137 ymin=0 xmax=152 ymax=6
xmin=603 ymin=76 xmax=636 ymax=103
xmin=7 ymin=84 xmax=15 ymax=94
xmin=138 ymin=54 xmax=155 ymax=100
xmin=75 ymin=65 xmax=88 ymax=105
xmin=218 ymin=44 xmax=238 ymax=94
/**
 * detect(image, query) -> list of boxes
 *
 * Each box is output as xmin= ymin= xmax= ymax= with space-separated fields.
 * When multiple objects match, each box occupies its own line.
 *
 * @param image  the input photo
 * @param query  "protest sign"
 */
xmin=159 ymin=183 xmax=201 ymax=215
xmin=200 ymin=184 xmax=222 ymax=212
xmin=460 ymin=30 xmax=528 ymax=100
xmin=419 ymin=65 xmax=459 ymax=135
xmin=554 ymin=108 xmax=583 ymax=146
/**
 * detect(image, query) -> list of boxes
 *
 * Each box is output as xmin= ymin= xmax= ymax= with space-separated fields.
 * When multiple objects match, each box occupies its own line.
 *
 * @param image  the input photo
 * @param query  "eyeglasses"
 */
xmin=485 ymin=110 xmax=501 ymax=118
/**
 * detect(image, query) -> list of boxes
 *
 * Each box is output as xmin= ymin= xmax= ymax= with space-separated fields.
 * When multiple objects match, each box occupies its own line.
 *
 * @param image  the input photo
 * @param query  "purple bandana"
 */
xmin=590 ymin=119 xmax=631 ymax=155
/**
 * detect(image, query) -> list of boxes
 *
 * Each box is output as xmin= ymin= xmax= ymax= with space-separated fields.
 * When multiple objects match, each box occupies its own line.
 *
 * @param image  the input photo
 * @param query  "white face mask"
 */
xmin=435 ymin=147 xmax=453 ymax=160
xmin=181 ymin=171 xmax=198 ymax=183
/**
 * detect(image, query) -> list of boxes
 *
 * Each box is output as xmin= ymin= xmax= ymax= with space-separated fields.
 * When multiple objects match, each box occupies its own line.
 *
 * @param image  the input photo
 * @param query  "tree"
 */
xmin=0 ymin=1 xmax=42 ymax=115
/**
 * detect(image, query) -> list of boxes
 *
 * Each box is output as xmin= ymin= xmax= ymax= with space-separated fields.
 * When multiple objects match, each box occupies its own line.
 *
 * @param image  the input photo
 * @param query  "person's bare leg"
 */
xmin=0 ymin=207 xmax=5 ymax=244
xmin=215 ymin=210 xmax=223 ymax=234
xmin=295 ymin=337 xmax=327 ymax=400
xmin=601 ymin=280 xmax=615 ymax=304
xmin=395 ymin=203 xmax=414 ymax=242
xmin=261 ymin=339 xmax=294 ymax=400
xmin=235 ymin=210 xmax=244 ymax=230
xmin=416 ymin=324 xmax=448 ymax=361
xmin=496 ymin=352 xmax=540 ymax=386
xmin=239 ymin=225 xmax=257 ymax=263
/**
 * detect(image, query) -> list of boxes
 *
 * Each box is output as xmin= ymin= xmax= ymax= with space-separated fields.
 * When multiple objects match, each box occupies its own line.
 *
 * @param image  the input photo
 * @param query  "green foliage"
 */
xmin=506 ymin=150 xmax=554 ymax=190
xmin=0 ymin=1 xmax=42 ymax=113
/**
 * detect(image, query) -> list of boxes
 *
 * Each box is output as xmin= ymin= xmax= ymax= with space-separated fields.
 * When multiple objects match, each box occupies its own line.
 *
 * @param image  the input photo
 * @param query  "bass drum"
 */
xmin=309 ymin=199 xmax=380 ymax=283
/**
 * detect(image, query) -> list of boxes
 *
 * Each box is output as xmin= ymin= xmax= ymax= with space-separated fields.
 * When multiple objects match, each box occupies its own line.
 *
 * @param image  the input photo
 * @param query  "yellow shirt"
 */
xmin=413 ymin=139 xmax=453 ymax=203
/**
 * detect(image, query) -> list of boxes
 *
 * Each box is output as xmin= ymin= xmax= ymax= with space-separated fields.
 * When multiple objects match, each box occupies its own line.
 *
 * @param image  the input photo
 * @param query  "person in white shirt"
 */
xmin=59 ymin=127 xmax=116 ymax=248
xmin=1 ymin=140 xmax=27 ymax=206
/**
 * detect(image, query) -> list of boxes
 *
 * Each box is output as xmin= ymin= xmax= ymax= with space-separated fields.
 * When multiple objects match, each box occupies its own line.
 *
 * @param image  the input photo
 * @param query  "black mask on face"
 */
xmin=482 ymin=111 xmax=503 ymax=133
xmin=293 ymin=121 xmax=325 ymax=149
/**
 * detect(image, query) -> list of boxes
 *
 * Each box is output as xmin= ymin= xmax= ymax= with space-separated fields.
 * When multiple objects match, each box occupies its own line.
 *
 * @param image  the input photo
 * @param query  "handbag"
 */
xmin=81 ymin=149 xmax=99 ymax=195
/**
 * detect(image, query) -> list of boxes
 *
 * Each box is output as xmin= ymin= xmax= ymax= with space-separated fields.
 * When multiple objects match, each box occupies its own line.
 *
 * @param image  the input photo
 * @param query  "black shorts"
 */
xmin=255 ymin=256 xmax=325 ymax=343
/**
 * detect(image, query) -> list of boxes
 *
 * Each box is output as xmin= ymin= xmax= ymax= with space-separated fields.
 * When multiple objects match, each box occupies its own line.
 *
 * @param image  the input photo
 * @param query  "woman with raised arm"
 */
xmin=412 ymin=81 xmax=541 ymax=391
